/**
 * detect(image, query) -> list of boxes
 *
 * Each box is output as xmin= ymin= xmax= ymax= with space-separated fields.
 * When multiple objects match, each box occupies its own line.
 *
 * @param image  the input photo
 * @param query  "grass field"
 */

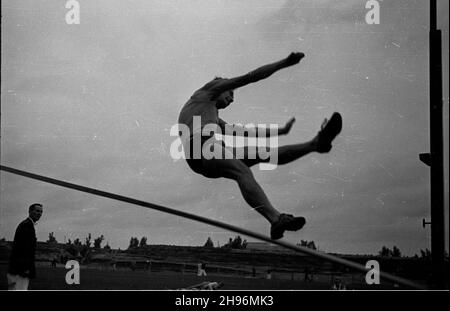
xmin=0 ymin=243 xmax=432 ymax=290
xmin=2 ymin=263 xmax=388 ymax=290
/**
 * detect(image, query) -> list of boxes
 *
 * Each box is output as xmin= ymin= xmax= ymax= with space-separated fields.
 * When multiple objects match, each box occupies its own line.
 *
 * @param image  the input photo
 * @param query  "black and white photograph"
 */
xmin=0 ymin=0 xmax=448 ymax=301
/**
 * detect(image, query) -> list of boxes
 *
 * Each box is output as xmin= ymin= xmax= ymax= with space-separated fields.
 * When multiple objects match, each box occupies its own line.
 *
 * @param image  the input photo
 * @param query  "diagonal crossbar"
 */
xmin=0 ymin=164 xmax=425 ymax=289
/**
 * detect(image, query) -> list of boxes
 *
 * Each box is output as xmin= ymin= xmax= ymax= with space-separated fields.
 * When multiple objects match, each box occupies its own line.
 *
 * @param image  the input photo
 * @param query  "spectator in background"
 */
xmin=130 ymin=261 xmax=136 ymax=271
xmin=304 ymin=267 xmax=313 ymax=282
xmin=51 ymin=257 xmax=57 ymax=268
xmin=145 ymin=260 xmax=151 ymax=272
xmin=266 ymin=269 xmax=272 ymax=280
xmin=197 ymin=262 xmax=207 ymax=276
xmin=7 ymin=203 xmax=43 ymax=290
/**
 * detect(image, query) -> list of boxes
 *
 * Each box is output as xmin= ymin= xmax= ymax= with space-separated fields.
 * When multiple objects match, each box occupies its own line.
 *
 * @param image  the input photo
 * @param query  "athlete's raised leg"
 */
xmin=234 ymin=141 xmax=316 ymax=168
xmin=233 ymin=112 xmax=343 ymax=168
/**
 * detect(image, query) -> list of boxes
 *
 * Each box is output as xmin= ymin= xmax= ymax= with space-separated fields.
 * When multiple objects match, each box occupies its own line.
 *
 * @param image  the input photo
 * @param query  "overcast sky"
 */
xmin=1 ymin=0 xmax=448 ymax=256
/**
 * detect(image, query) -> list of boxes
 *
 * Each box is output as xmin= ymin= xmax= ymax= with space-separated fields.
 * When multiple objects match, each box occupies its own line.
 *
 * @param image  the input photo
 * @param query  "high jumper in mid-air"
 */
xmin=178 ymin=52 xmax=342 ymax=240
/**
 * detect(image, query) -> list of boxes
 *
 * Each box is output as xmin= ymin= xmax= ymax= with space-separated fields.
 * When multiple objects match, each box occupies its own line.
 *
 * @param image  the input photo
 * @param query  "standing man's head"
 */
xmin=28 ymin=203 xmax=43 ymax=223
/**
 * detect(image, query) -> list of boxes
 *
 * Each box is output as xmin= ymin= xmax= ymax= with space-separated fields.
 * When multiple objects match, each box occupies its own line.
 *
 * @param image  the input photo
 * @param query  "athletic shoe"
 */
xmin=316 ymin=112 xmax=343 ymax=153
xmin=270 ymin=214 xmax=306 ymax=240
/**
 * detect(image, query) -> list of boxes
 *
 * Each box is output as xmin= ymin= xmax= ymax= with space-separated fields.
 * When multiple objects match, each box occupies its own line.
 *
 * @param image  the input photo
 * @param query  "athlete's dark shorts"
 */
xmin=184 ymin=135 xmax=226 ymax=179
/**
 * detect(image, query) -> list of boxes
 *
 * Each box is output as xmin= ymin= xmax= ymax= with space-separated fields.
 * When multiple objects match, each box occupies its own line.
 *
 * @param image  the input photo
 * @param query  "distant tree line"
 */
xmin=128 ymin=236 xmax=148 ymax=249
xmin=204 ymin=237 xmax=320 ymax=250
xmin=414 ymin=248 xmax=432 ymax=260
xmin=297 ymin=240 xmax=317 ymax=250
xmin=378 ymin=246 xmax=402 ymax=257
xmin=222 ymin=236 xmax=247 ymax=249
xmin=203 ymin=237 xmax=214 ymax=248
xmin=41 ymin=232 xmax=448 ymax=261
xmin=46 ymin=232 xmax=108 ymax=249
xmin=45 ymin=232 xmax=111 ymax=261
xmin=203 ymin=236 xmax=247 ymax=249
xmin=378 ymin=246 xmax=449 ymax=260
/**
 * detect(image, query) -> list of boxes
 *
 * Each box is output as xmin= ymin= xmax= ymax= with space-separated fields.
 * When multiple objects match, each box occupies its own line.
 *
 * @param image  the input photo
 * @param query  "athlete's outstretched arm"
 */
xmin=208 ymin=52 xmax=305 ymax=98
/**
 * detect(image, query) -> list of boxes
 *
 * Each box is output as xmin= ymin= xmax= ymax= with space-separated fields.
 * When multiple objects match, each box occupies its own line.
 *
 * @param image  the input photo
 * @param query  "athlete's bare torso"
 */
xmin=178 ymin=85 xmax=220 ymax=138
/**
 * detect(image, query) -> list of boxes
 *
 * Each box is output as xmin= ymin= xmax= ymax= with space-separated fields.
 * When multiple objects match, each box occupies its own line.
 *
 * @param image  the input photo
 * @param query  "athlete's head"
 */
xmin=212 ymin=77 xmax=234 ymax=109
xmin=216 ymin=89 xmax=234 ymax=109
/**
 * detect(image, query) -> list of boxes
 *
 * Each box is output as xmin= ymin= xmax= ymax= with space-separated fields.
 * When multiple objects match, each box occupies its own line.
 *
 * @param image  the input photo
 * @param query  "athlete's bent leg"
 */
xmin=203 ymin=155 xmax=281 ymax=224
xmin=200 ymin=144 xmax=305 ymax=239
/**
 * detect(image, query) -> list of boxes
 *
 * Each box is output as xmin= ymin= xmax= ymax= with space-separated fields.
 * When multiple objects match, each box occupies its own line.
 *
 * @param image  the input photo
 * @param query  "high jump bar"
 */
xmin=0 ymin=164 xmax=425 ymax=289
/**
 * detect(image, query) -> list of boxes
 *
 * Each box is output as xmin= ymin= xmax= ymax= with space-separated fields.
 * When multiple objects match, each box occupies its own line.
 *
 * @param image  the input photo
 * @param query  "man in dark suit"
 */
xmin=7 ymin=203 xmax=43 ymax=290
